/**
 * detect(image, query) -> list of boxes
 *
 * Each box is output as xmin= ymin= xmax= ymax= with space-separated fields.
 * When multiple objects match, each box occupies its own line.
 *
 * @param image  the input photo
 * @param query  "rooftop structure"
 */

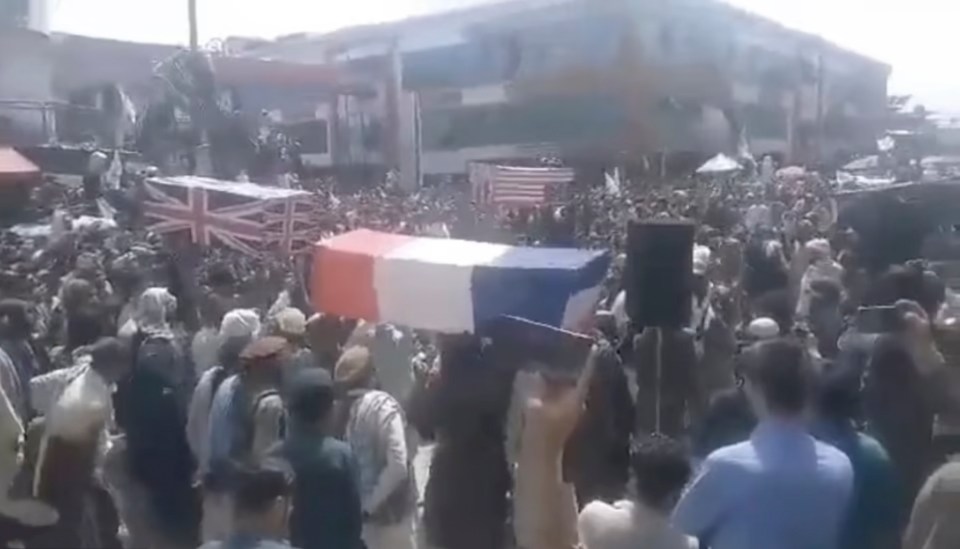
xmin=244 ymin=0 xmax=891 ymax=177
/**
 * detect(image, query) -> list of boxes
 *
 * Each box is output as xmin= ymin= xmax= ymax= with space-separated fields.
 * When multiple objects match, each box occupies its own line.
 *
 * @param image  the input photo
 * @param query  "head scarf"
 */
xmin=135 ymin=287 xmax=177 ymax=339
xmin=273 ymin=308 xmax=307 ymax=337
xmin=220 ymin=309 xmax=261 ymax=339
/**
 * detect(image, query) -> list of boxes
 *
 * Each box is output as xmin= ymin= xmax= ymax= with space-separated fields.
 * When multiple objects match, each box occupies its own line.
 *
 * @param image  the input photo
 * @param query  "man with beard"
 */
xmin=115 ymin=288 xmax=199 ymax=548
xmin=335 ymin=346 xmax=418 ymax=549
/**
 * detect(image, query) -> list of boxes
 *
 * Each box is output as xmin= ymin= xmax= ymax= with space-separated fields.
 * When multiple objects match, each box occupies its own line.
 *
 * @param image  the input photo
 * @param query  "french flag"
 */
xmin=311 ymin=229 xmax=610 ymax=334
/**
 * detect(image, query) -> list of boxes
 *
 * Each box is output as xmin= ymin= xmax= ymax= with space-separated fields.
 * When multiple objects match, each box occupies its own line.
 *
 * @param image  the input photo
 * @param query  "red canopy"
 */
xmin=0 ymin=148 xmax=40 ymax=186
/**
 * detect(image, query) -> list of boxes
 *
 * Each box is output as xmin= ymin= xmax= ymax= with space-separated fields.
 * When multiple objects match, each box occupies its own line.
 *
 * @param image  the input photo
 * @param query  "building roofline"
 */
xmin=0 ymin=26 xmax=52 ymax=45
xmin=710 ymin=0 xmax=890 ymax=71
xmin=49 ymin=31 xmax=176 ymax=50
xmin=262 ymin=0 xmax=889 ymax=72
xmin=270 ymin=0 xmax=570 ymax=47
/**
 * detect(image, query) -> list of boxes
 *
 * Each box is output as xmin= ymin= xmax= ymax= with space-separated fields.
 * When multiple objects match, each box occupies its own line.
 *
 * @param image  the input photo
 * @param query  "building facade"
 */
xmin=249 ymin=0 xmax=889 ymax=178
xmin=0 ymin=0 xmax=55 ymax=144
xmin=0 ymin=0 xmax=50 ymax=32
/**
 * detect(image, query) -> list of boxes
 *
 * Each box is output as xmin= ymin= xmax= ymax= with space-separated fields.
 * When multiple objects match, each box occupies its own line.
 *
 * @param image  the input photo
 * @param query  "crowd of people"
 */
xmin=0 ymin=166 xmax=959 ymax=549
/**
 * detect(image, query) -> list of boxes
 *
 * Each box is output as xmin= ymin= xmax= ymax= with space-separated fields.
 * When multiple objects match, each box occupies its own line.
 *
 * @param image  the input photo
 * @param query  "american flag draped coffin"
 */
xmin=142 ymin=176 xmax=317 ymax=255
xmin=469 ymin=162 xmax=575 ymax=207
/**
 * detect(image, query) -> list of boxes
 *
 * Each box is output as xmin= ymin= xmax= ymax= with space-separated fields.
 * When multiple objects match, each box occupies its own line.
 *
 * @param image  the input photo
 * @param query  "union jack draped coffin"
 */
xmin=142 ymin=176 xmax=318 ymax=256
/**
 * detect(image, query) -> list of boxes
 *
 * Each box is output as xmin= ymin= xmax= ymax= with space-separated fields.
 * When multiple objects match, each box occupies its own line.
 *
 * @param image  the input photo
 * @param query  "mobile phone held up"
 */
xmin=484 ymin=316 xmax=594 ymax=377
xmin=856 ymin=306 xmax=902 ymax=334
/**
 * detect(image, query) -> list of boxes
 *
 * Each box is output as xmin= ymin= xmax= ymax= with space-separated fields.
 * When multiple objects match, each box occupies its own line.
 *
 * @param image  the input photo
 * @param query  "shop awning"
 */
xmin=0 ymin=148 xmax=41 ymax=186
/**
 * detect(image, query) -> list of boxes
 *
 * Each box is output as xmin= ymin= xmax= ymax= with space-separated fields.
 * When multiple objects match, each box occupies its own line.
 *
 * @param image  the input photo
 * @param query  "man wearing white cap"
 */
xmin=747 ymin=318 xmax=781 ymax=341
xmin=188 ymin=308 xmax=261 ymax=461
xmin=274 ymin=308 xmax=307 ymax=339
xmin=272 ymin=307 xmax=315 ymax=378
xmin=187 ymin=308 xmax=262 ymax=542
xmin=220 ymin=309 xmax=262 ymax=340
xmin=796 ymin=239 xmax=843 ymax=319
xmin=690 ymin=245 xmax=715 ymax=338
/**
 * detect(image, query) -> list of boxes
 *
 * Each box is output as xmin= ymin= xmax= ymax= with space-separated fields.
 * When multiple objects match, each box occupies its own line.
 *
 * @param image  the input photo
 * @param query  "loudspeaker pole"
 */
xmin=654 ymin=327 xmax=662 ymax=434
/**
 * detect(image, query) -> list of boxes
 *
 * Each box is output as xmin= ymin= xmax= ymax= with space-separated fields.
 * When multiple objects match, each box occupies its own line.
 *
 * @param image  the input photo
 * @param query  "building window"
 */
xmin=421 ymin=95 xmax=625 ymax=151
xmin=283 ymin=119 xmax=329 ymax=155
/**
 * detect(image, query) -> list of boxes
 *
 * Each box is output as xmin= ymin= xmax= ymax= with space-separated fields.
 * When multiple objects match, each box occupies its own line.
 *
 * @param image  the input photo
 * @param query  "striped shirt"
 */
xmin=342 ymin=389 xmax=410 ymax=514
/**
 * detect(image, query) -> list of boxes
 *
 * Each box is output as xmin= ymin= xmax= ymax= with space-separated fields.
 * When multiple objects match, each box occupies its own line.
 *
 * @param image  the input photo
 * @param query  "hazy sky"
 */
xmin=48 ymin=0 xmax=960 ymax=112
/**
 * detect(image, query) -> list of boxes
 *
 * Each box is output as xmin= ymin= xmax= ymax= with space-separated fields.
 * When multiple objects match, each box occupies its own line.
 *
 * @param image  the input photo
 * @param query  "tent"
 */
xmin=776 ymin=166 xmax=806 ymax=179
xmin=696 ymin=154 xmax=741 ymax=174
xmin=842 ymin=155 xmax=880 ymax=172
xmin=311 ymin=229 xmax=610 ymax=333
xmin=0 ymin=148 xmax=40 ymax=185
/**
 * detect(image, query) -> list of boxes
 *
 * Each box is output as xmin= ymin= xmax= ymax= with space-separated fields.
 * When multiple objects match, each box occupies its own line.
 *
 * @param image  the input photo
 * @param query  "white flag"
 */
xmin=96 ymin=198 xmax=117 ymax=221
xmin=103 ymin=152 xmax=122 ymax=191
xmin=878 ymin=136 xmax=896 ymax=152
xmin=605 ymin=168 xmax=622 ymax=197
xmin=737 ymin=126 xmax=753 ymax=160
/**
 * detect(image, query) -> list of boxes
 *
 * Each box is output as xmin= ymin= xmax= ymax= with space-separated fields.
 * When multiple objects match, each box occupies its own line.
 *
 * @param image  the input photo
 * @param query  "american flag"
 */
xmin=470 ymin=162 xmax=574 ymax=207
xmin=143 ymin=176 xmax=317 ymax=256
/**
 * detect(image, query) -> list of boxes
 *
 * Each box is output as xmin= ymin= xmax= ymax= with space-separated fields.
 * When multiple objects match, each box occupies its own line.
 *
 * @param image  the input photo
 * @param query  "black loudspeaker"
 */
xmin=625 ymin=220 xmax=695 ymax=329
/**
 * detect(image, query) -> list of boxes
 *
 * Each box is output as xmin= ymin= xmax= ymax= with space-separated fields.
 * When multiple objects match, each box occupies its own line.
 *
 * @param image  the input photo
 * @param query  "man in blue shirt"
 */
xmin=673 ymin=338 xmax=853 ymax=549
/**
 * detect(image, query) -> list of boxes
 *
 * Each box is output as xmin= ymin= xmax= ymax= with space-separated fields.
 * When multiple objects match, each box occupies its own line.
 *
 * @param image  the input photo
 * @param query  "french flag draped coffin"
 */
xmin=312 ymin=229 xmax=611 ymax=334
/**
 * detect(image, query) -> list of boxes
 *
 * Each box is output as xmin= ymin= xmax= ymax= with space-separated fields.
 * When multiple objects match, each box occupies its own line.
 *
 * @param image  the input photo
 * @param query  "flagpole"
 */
xmin=188 ymin=0 xmax=199 ymax=51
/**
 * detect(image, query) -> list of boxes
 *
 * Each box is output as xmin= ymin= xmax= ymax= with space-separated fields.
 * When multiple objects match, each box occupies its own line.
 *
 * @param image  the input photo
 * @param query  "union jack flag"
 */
xmin=143 ymin=176 xmax=317 ymax=256
xmin=263 ymin=194 xmax=322 ymax=254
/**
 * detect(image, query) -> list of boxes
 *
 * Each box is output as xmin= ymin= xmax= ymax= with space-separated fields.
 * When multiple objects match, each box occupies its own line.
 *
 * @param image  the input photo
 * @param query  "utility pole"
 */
xmin=188 ymin=0 xmax=199 ymax=50
xmin=815 ymin=39 xmax=825 ymax=165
